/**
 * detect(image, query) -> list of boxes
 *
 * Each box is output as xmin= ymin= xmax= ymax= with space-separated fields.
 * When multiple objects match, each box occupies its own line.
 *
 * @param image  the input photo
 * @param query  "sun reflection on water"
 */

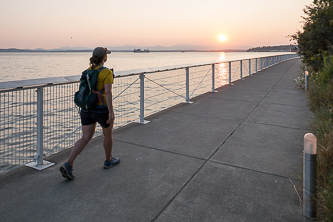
xmin=216 ymin=52 xmax=229 ymax=86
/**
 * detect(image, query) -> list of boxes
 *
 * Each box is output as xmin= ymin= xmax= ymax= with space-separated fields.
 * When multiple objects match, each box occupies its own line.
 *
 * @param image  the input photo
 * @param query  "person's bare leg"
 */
xmin=67 ymin=123 xmax=96 ymax=166
xmin=102 ymin=122 xmax=113 ymax=161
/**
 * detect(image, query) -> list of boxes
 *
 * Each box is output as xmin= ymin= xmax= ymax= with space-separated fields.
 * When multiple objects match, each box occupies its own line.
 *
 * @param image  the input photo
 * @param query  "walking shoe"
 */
xmin=60 ymin=162 xmax=75 ymax=180
xmin=103 ymin=157 xmax=120 ymax=169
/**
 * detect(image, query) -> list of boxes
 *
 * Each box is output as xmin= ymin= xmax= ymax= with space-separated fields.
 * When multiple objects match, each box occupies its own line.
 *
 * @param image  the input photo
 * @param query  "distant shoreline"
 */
xmin=0 ymin=48 xmax=247 ymax=53
xmin=0 ymin=45 xmax=298 ymax=53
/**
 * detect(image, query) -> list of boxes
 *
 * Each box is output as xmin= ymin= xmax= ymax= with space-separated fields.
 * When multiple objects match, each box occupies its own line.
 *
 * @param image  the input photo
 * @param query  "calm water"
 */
xmin=0 ymin=51 xmax=293 ymax=82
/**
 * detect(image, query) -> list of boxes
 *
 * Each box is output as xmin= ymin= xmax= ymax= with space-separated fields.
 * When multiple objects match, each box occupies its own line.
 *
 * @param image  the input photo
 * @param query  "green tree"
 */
xmin=292 ymin=0 xmax=333 ymax=71
xmin=294 ymin=2 xmax=333 ymax=221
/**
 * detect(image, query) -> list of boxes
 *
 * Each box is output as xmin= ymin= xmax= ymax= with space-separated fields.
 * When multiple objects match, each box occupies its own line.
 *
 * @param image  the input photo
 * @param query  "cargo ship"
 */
xmin=133 ymin=48 xmax=150 ymax=53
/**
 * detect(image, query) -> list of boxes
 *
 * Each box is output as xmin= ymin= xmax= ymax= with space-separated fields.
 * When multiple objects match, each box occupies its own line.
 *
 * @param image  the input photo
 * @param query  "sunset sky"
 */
xmin=0 ymin=0 xmax=313 ymax=50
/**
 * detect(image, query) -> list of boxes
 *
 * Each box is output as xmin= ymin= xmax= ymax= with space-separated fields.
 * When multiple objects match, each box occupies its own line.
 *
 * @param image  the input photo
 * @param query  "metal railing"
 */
xmin=0 ymin=53 xmax=298 ymax=174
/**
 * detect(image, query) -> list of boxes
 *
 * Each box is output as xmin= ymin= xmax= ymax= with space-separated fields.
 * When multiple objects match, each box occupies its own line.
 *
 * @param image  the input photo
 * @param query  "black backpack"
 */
xmin=74 ymin=67 xmax=105 ymax=111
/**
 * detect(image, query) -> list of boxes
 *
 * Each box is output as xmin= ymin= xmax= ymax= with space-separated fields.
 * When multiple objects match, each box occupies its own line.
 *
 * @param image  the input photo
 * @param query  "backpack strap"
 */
xmin=94 ymin=66 xmax=108 ymax=105
xmin=97 ymin=66 xmax=106 ymax=72
xmin=95 ymin=66 xmax=106 ymax=91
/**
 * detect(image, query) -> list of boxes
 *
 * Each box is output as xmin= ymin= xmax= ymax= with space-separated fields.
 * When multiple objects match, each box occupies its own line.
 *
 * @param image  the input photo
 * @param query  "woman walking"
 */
xmin=60 ymin=47 xmax=120 ymax=180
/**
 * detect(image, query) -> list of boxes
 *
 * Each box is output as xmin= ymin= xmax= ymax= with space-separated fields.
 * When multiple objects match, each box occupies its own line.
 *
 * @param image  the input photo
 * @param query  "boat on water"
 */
xmin=133 ymin=48 xmax=150 ymax=53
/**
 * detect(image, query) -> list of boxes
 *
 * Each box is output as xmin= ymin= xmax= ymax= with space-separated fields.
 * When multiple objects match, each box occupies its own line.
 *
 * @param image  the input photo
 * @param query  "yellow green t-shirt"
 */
xmin=89 ymin=66 xmax=113 ymax=105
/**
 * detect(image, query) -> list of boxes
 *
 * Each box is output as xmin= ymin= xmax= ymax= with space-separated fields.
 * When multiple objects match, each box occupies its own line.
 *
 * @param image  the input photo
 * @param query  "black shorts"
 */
xmin=80 ymin=106 xmax=110 ymax=128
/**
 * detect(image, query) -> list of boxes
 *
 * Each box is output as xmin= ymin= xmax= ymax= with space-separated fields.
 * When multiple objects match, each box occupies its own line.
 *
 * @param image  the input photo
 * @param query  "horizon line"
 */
xmin=0 ymin=45 xmax=297 ymax=53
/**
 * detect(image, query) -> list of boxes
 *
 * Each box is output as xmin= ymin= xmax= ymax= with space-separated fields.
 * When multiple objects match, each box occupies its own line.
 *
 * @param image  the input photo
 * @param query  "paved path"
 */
xmin=0 ymin=58 xmax=312 ymax=222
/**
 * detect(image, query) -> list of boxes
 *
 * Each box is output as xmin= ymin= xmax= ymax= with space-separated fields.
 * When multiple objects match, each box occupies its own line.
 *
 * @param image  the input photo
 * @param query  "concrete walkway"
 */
xmin=0 ymin=58 xmax=312 ymax=222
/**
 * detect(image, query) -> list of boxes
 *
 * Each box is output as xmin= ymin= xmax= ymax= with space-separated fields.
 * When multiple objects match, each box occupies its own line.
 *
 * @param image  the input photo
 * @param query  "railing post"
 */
xmin=269 ymin=57 xmax=271 ymax=66
xmin=36 ymin=87 xmax=44 ymax=166
xmin=185 ymin=67 xmax=191 ymax=103
xmin=269 ymin=57 xmax=272 ymax=66
xmin=255 ymin=58 xmax=258 ymax=73
xmin=140 ymin=73 xmax=145 ymax=122
xmin=249 ymin=59 xmax=251 ymax=76
xmin=240 ymin=60 xmax=243 ymax=80
xmin=25 ymin=86 xmax=54 ymax=170
xmin=137 ymin=73 xmax=150 ymax=124
xmin=229 ymin=62 xmax=232 ymax=85
xmin=212 ymin=64 xmax=217 ymax=93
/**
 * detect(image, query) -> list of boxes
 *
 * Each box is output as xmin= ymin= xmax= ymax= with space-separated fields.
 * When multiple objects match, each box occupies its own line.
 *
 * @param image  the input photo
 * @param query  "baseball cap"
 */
xmin=92 ymin=47 xmax=111 ymax=57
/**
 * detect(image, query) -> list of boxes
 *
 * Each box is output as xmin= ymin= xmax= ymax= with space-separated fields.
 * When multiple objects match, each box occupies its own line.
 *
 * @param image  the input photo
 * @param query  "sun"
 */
xmin=218 ymin=34 xmax=227 ymax=42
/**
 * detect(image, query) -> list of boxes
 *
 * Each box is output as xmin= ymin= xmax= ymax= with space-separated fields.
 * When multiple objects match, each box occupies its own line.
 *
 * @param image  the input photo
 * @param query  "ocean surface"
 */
xmin=0 ymin=51 xmax=294 ymax=83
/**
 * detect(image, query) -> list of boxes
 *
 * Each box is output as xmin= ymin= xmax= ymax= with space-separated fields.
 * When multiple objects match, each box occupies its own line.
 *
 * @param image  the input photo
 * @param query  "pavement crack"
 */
xmin=114 ymin=139 xmax=206 ymax=161
xmin=209 ymin=159 xmax=300 ymax=181
xmin=244 ymin=120 xmax=309 ymax=131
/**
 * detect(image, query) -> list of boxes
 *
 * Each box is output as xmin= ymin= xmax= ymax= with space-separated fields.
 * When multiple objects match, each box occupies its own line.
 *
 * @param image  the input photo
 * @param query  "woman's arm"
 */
xmin=104 ymin=83 xmax=114 ymax=124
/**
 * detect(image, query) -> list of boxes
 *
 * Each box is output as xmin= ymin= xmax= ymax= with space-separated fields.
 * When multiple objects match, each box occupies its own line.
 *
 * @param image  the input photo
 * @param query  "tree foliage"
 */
xmin=294 ymin=2 xmax=333 ymax=221
xmin=292 ymin=0 xmax=333 ymax=71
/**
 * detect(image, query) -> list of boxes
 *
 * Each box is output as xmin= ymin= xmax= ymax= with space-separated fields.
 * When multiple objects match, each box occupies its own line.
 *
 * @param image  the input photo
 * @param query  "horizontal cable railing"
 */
xmin=0 ymin=53 xmax=298 ymax=174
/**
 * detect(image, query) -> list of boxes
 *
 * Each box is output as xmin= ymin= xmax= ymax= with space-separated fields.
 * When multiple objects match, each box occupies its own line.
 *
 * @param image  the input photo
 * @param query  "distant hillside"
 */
xmin=0 ymin=48 xmax=84 ymax=52
xmin=247 ymin=45 xmax=298 ymax=52
xmin=0 ymin=48 xmax=93 ymax=53
xmin=0 ymin=48 xmax=35 ymax=52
